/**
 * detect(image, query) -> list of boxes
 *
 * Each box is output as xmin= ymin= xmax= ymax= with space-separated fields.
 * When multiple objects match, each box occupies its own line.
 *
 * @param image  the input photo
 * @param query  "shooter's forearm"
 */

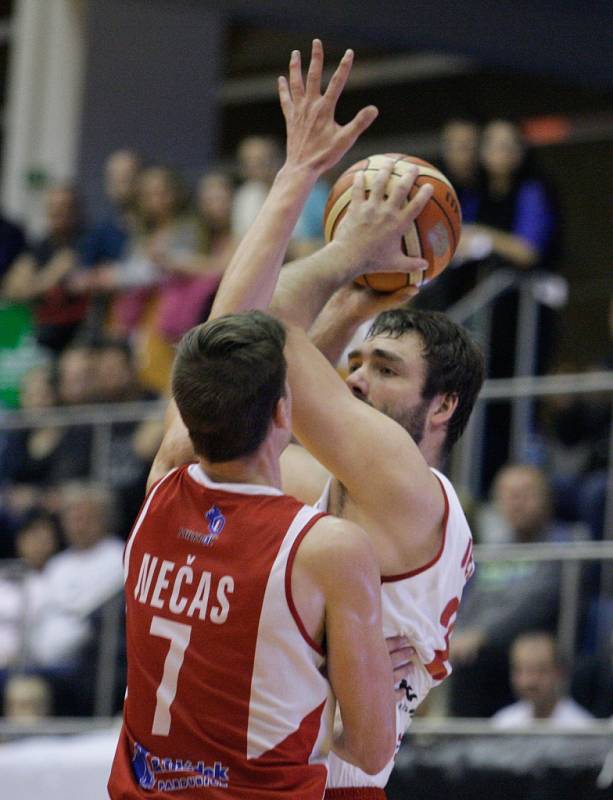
xmin=210 ymin=164 xmax=317 ymax=320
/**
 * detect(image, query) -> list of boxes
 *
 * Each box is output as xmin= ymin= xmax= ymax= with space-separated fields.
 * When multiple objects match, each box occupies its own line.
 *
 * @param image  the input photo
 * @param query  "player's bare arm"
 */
xmin=210 ymin=39 xmax=379 ymax=321
xmin=292 ymin=515 xmax=396 ymax=773
xmin=148 ymin=41 xmax=384 ymax=491
xmin=285 ymin=324 xmax=447 ymax=570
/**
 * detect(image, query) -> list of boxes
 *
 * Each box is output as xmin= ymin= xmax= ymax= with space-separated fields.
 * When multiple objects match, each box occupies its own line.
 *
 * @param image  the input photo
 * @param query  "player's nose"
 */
xmin=346 ymin=370 xmax=368 ymax=401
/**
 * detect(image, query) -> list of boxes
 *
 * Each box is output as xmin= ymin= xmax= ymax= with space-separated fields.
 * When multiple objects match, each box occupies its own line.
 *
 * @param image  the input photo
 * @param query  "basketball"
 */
xmin=323 ymin=153 xmax=462 ymax=292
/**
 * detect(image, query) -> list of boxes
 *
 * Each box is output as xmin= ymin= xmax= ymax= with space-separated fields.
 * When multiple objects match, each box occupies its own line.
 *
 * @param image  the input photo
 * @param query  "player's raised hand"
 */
xmin=278 ymin=39 xmax=378 ymax=175
xmin=332 ymin=158 xmax=433 ymax=278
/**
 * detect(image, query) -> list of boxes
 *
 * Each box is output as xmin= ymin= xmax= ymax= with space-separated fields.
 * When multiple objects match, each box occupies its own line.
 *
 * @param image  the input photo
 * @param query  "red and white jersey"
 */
xmin=317 ymin=468 xmax=475 ymax=789
xmin=109 ymin=463 xmax=335 ymax=799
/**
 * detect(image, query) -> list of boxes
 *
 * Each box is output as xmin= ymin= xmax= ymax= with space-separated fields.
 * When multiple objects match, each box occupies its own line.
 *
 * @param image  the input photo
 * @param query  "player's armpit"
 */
xmin=280 ymin=443 xmax=330 ymax=505
xmin=285 ymin=325 xmax=444 ymax=537
xmin=297 ymin=517 xmax=396 ymax=774
xmin=147 ymin=400 xmax=195 ymax=492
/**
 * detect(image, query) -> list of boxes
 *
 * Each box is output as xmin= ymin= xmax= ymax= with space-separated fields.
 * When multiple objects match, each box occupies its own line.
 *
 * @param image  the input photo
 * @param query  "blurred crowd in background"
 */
xmin=0 ymin=118 xmax=610 ymax=727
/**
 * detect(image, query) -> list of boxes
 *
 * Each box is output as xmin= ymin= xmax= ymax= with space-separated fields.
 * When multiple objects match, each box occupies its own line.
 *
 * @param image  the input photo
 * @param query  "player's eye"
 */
xmin=378 ymin=365 xmax=396 ymax=376
xmin=348 ymin=362 xmax=361 ymax=373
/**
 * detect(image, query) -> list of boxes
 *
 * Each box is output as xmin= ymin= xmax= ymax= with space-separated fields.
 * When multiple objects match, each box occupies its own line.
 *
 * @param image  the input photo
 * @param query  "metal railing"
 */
xmin=0 ymin=362 xmax=611 ymax=718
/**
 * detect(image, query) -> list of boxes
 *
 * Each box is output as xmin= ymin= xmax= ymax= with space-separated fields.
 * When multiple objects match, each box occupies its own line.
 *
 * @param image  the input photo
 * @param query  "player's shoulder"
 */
xmin=297 ymin=514 xmax=376 ymax=579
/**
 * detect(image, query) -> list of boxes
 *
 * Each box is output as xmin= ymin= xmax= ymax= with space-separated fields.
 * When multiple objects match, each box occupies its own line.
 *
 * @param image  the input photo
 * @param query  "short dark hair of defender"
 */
xmin=368 ymin=309 xmax=485 ymax=454
xmin=172 ymin=311 xmax=287 ymax=463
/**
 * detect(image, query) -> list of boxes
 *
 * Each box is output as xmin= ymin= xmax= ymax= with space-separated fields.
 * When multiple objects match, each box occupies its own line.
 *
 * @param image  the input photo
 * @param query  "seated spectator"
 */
xmin=449 ymin=464 xmax=572 ymax=717
xmin=77 ymin=149 xmax=142 ymax=335
xmin=82 ymin=149 xmax=141 ymax=268
xmin=492 ymin=631 xmax=593 ymax=728
xmin=3 ymin=674 xmax=52 ymax=721
xmin=108 ymin=166 xmax=203 ymax=392
xmin=416 ymin=119 xmax=482 ymax=312
xmin=476 ymin=463 xmax=589 ymax=545
xmin=453 ymin=121 xmax=559 ymax=492
xmin=94 ymin=338 xmax=162 ymax=536
xmin=26 ymin=483 xmax=123 ymax=668
xmin=1 ymin=347 xmax=95 ymax=488
xmin=1 ymin=185 xmax=89 ymax=354
xmin=0 ymin=510 xmax=62 ymax=667
xmin=194 ymin=169 xmax=236 ymax=282
xmin=232 ymin=136 xmax=282 ymax=239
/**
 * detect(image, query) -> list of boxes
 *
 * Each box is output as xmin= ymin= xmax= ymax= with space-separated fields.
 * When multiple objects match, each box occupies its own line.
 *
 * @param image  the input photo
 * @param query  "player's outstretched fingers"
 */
xmin=338 ymin=105 xmax=379 ymax=152
xmin=401 ymin=182 xmax=433 ymax=224
xmin=305 ymin=39 xmax=324 ymax=98
xmin=388 ymin=166 xmax=419 ymax=208
xmin=323 ymin=48 xmax=354 ymax=108
xmin=350 ymin=170 xmax=367 ymax=206
xmin=288 ymin=49 xmax=305 ymax=101
xmin=278 ymin=76 xmax=292 ymax=120
xmin=370 ymin=159 xmax=395 ymax=202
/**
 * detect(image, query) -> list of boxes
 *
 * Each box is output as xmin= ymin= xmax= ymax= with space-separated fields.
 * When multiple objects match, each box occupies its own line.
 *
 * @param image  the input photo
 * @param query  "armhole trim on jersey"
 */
xmin=381 ymin=473 xmax=450 ymax=583
xmin=123 ymin=466 xmax=178 ymax=581
xmin=285 ymin=511 xmax=328 ymax=657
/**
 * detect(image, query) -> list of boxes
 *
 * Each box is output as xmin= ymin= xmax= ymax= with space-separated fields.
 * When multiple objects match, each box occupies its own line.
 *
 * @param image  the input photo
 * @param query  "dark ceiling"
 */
xmin=208 ymin=0 xmax=613 ymax=88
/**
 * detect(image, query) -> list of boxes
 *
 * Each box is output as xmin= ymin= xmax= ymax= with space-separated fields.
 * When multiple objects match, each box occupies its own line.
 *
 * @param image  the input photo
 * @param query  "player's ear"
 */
xmin=272 ymin=394 xmax=292 ymax=434
xmin=430 ymin=392 xmax=458 ymax=428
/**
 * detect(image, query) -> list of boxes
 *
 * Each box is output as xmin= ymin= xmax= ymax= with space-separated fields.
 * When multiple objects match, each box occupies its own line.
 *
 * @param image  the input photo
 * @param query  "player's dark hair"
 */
xmin=172 ymin=311 xmax=287 ymax=463
xmin=368 ymin=309 xmax=484 ymax=454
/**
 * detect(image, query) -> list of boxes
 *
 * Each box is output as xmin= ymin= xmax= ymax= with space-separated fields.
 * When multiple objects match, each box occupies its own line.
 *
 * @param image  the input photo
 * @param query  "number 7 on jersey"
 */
xmin=150 ymin=616 xmax=192 ymax=736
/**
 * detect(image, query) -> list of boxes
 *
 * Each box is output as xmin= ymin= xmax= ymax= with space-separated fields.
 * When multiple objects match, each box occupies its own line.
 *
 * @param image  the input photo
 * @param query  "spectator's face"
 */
xmin=510 ymin=637 xmax=560 ymax=711
xmin=97 ymin=347 xmax=135 ymax=401
xmin=495 ymin=467 xmax=550 ymax=540
xmin=198 ymin=174 xmax=233 ymax=229
xmin=61 ymin=496 xmax=106 ymax=549
xmin=238 ymin=138 xmax=280 ymax=183
xmin=346 ymin=332 xmax=433 ymax=447
xmin=46 ymin=188 xmax=79 ymax=238
xmin=16 ymin=520 xmax=58 ymax=571
xmin=139 ymin=169 xmax=178 ymax=225
xmin=481 ymin=121 xmax=524 ymax=179
xmin=105 ymin=150 xmax=140 ymax=208
xmin=20 ymin=367 xmax=55 ymax=409
xmin=57 ymin=349 xmax=95 ymax=405
xmin=441 ymin=122 xmax=480 ymax=182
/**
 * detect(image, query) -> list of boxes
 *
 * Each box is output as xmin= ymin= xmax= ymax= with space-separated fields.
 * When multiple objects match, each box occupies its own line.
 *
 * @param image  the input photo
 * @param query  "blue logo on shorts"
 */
xmin=131 ymin=740 xmax=229 ymax=792
xmin=206 ymin=506 xmax=226 ymax=537
xmin=132 ymin=742 xmax=156 ymax=789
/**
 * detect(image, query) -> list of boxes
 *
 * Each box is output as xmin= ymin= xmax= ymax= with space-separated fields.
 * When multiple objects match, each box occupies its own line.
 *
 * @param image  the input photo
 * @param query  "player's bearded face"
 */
xmin=377 ymin=396 xmax=430 ymax=445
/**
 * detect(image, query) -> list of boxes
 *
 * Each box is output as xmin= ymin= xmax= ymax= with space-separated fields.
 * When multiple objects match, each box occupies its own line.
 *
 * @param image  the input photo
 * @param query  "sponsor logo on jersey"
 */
xmin=206 ymin=505 xmax=226 ymax=537
xmin=131 ymin=740 xmax=229 ymax=791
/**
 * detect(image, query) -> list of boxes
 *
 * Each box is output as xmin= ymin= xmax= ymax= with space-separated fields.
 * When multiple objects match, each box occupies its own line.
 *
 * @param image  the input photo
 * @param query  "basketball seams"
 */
xmin=324 ymin=153 xmax=461 ymax=291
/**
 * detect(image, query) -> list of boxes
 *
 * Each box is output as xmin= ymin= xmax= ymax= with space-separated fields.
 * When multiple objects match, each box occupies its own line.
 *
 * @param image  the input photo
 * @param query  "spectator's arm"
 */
xmin=459 ymin=223 xmax=539 ymax=269
xmin=1 ymin=254 xmax=38 ymax=300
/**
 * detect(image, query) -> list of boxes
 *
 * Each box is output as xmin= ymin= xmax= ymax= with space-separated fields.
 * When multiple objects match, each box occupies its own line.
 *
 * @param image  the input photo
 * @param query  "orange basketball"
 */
xmin=323 ymin=153 xmax=462 ymax=292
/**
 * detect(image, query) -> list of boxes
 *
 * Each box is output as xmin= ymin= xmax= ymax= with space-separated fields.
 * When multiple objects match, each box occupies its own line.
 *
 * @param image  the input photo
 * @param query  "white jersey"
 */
xmin=316 ymin=468 xmax=475 ymax=789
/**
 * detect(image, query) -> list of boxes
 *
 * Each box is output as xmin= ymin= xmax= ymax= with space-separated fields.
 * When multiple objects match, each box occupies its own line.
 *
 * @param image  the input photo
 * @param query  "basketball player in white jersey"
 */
xmin=153 ymin=41 xmax=484 ymax=798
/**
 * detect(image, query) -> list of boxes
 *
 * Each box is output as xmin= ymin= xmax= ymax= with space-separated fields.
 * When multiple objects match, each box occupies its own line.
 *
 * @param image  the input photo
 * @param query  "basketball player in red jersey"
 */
xmin=108 ymin=311 xmax=400 ymax=799
xmin=152 ymin=41 xmax=484 ymax=798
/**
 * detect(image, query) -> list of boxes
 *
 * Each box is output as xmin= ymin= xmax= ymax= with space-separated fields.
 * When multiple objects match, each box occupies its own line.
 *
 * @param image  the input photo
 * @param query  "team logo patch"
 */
xmin=131 ymin=740 xmax=230 ymax=791
xmin=206 ymin=505 xmax=226 ymax=537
